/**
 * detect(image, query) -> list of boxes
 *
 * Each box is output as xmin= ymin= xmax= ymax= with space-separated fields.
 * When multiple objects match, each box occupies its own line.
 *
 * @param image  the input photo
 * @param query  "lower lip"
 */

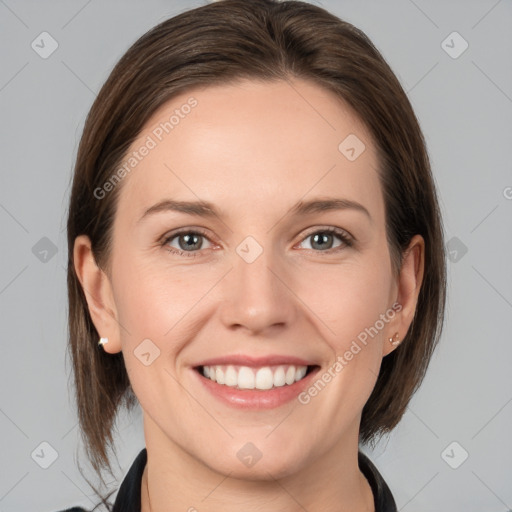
xmin=193 ymin=367 xmax=320 ymax=409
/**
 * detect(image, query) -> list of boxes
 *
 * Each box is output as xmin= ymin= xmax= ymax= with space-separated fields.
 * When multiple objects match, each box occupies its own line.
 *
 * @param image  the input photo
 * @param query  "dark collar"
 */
xmin=358 ymin=450 xmax=397 ymax=512
xmin=112 ymin=448 xmax=146 ymax=512
xmin=112 ymin=448 xmax=397 ymax=512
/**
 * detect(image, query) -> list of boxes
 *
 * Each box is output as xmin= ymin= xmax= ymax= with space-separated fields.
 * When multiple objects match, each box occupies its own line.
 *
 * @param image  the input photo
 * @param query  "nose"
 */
xmin=218 ymin=242 xmax=298 ymax=336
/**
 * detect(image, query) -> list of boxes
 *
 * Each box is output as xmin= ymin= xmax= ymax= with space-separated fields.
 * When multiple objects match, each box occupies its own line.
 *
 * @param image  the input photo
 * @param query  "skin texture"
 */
xmin=74 ymin=78 xmax=424 ymax=512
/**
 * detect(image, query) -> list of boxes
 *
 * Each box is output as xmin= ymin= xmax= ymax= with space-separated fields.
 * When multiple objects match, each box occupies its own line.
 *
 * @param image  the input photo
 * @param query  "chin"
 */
xmin=203 ymin=442 xmax=312 ymax=481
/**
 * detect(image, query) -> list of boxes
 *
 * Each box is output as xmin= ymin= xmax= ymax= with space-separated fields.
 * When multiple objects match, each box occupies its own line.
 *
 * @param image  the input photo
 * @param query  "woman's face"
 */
xmin=83 ymin=78 xmax=420 ymax=478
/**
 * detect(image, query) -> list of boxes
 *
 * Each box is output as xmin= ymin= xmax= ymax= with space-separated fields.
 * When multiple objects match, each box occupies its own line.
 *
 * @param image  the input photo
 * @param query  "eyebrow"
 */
xmin=137 ymin=197 xmax=371 ymax=223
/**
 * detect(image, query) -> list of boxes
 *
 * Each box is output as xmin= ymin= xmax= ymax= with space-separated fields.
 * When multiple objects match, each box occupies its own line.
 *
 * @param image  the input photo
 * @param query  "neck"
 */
xmin=140 ymin=417 xmax=374 ymax=512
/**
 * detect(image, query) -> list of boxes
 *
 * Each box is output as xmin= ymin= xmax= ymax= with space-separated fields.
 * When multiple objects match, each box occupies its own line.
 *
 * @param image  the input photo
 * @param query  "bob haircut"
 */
xmin=66 ymin=0 xmax=446 ymax=504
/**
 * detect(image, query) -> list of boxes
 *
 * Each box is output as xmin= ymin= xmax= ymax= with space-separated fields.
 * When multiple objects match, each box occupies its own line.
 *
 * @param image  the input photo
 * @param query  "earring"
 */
xmin=98 ymin=337 xmax=109 ymax=347
xmin=389 ymin=332 xmax=400 ymax=346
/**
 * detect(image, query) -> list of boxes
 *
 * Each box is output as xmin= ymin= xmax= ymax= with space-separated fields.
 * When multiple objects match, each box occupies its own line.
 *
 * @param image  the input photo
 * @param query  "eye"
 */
xmin=162 ymin=229 xmax=213 ymax=257
xmin=161 ymin=226 xmax=353 ymax=258
xmin=297 ymin=227 xmax=353 ymax=253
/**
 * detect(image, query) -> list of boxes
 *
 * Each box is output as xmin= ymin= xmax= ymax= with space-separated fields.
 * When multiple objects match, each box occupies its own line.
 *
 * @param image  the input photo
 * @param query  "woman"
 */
xmin=63 ymin=0 xmax=446 ymax=510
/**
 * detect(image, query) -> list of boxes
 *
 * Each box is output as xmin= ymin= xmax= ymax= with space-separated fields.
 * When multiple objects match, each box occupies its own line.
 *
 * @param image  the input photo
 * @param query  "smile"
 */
xmin=199 ymin=364 xmax=312 ymax=390
xmin=192 ymin=354 xmax=321 ymax=409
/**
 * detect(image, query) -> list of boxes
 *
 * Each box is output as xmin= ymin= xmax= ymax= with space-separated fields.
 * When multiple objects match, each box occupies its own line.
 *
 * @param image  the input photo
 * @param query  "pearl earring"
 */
xmin=98 ymin=337 xmax=109 ymax=347
xmin=389 ymin=332 xmax=400 ymax=346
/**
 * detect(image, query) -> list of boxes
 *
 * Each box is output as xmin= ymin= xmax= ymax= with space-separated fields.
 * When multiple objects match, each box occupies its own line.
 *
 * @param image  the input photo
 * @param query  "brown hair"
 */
xmin=66 ymin=0 xmax=446 ymax=507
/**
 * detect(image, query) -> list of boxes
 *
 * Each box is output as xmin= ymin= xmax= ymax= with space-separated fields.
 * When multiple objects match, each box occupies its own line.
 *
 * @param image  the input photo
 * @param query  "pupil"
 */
xmin=180 ymin=233 xmax=201 ymax=250
xmin=312 ymin=233 xmax=332 ymax=250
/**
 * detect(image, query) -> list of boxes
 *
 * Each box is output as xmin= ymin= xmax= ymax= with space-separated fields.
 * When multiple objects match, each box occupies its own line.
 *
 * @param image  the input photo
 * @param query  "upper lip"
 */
xmin=194 ymin=354 xmax=317 ymax=368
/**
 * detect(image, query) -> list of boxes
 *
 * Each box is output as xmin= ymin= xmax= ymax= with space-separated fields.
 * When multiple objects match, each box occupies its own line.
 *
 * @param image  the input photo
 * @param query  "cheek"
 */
xmin=294 ymin=258 xmax=393 ymax=422
xmin=293 ymin=256 xmax=394 ymax=346
xmin=111 ymin=254 xmax=229 ymax=369
xmin=111 ymin=257 xmax=209 ymax=405
xmin=113 ymin=254 xmax=203 ymax=334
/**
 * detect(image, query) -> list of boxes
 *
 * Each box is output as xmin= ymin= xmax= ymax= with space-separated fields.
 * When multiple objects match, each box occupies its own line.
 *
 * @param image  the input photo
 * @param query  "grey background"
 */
xmin=1 ymin=0 xmax=511 ymax=510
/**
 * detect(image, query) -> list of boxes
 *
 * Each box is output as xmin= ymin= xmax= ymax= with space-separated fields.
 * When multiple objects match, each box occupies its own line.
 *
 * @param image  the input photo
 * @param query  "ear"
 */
xmin=382 ymin=234 xmax=425 ymax=357
xmin=73 ymin=234 xmax=122 ymax=354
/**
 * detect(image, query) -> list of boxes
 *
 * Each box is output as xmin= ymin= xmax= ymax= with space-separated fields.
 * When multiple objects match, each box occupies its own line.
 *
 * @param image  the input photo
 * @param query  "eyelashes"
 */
xmin=161 ymin=228 xmax=212 ymax=258
xmin=160 ymin=226 xmax=354 ymax=258
xmin=299 ymin=227 xmax=353 ymax=252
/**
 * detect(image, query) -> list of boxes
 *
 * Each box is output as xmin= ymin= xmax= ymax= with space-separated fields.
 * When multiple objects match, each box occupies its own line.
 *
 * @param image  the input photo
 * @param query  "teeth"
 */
xmin=285 ymin=365 xmax=296 ymax=385
xmin=255 ymin=367 xmax=273 ymax=390
xmin=215 ymin=367 xmax=225 ymax=385
xmin=224 ymin=365 xmax=237 ymax=386
xmin=295 ymin=366 xmax=307 ymax=381
xmin=273 ymin=366 xmax=286 ymax=387
xmin=201 ymin=364 xmax=310 ymax=390
xmin=238 ymin=367 xmax=255 ymax=389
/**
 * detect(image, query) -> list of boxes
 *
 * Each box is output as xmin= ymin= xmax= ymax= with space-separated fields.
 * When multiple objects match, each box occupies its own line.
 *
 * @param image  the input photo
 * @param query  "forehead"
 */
xmin=114 ymin=78 xmax=382 ymax=226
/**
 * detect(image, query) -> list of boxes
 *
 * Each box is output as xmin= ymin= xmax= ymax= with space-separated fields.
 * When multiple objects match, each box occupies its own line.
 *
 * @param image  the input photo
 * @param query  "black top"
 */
xmin=57 ymin=448 xmax=397 ymax=512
